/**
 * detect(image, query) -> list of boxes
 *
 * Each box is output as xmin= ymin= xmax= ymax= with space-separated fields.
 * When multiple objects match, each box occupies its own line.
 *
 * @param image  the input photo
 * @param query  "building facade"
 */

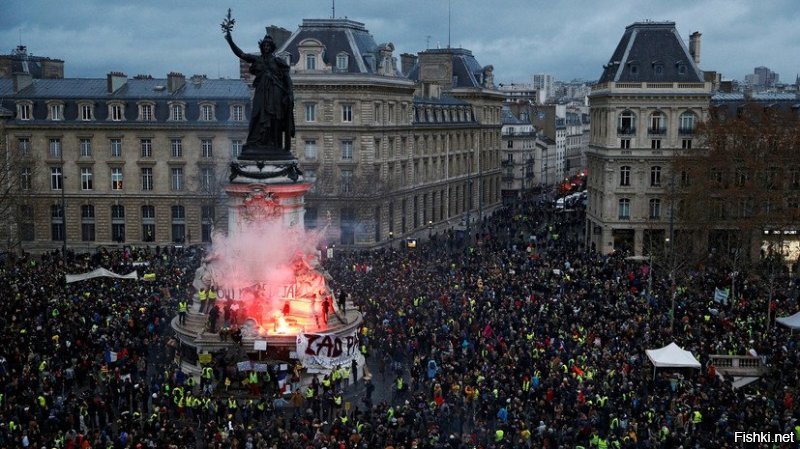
xmin=269 ymin=19 xmax=503 ymax=247
xmin=0 ymin=72 xmax=249 ymax=252
xmin=585 ymin=21 xmax=712 ymax=255
xmin=500 ymin=107 xmax=536 ymax=201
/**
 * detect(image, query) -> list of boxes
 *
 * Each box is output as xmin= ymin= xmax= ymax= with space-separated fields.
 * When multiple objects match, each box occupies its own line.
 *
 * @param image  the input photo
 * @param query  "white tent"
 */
xmin=776 ymin=311 xmax=800 ymax=330
xmin=646 ymin=342 xmax=701 ymax=378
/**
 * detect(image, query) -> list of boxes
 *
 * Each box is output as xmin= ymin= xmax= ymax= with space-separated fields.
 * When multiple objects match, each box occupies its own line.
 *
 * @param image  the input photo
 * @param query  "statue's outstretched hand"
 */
xmin=221 ymin=8 xmax=236 ymax=35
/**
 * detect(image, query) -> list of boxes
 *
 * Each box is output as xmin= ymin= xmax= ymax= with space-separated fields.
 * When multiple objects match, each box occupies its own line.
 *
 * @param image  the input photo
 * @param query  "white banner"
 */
xmin=65 ymin=268 xmax=139 ymax=284
xmin=296 ymin=330 xmax=359 ymax=370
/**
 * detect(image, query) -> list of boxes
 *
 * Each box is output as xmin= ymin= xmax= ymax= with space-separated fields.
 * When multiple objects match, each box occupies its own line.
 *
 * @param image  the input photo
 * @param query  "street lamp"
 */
xmin=60 ymin=152 xmax=67 ymax=266
xmin=388 ymin=231 xmax=394 ymax=250
xmin=428 ymin=220 xmax=433 ymax=240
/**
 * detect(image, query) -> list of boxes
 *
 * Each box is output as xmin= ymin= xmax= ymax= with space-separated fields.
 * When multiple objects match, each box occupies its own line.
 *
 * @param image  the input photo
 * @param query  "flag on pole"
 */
xmin=713 ymin=287 xmax=730 ymax=304
xmin=104 ymin=351 xmax=118 ymax=363
xmin=276 ymin=372 xmax=289 ymax=394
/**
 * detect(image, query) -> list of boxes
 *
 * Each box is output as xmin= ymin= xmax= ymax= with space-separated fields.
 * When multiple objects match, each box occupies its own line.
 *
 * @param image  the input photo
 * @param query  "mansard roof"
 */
xmin=0 ymin=77 xmax=249 ymax=100
xmin=598 ymin=21 xmax=704 ymax=84
xmin=407 ymin=48 xmax=490 ymax=89
xmin=279 ymin=19 xmax=402 ymax=76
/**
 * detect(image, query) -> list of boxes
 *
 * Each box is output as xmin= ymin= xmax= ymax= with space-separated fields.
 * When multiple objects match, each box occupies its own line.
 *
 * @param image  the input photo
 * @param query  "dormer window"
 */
xmin=336 ymin=53 xmax=349 ymax=71
xmin=231 ymin=104 xmax=245 ymax=121
xmin=48 ymin=102 xmax=64 ymax=121
xmin=138 ymin=102 xmax=155 ymax=121
xmin=677 ymin=63 xmax=687 ymax=75
xmin=298 ymin=39 xmax=325 ymax=72
xmin=200 ymin=103 xmax=215 ymax=121
xmin=17 ymin=101 xmax=33 ymax=120
xmin=109 ymin=102 xmax=125 ymax=121
xmin=79 ymin=102 xmax=94 ymax=121
xmin=652 ymin=61 xmax=664 ymax=77
xmin=169 ymin=102 xmax=186 ymax=121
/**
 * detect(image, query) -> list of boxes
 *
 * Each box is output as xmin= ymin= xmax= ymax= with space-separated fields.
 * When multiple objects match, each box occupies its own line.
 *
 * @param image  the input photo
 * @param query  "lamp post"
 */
xmin=60 ymin=152 xmax=67 ymax=266
xmin=428 ymin=220 xmax=433 ymax=240
xmin=388 ymin=231 xmax=394 ymax=250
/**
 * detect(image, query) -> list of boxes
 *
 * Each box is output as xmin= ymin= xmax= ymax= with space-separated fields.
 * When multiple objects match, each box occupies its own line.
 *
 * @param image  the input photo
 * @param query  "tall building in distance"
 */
xmin=585 ymin=21 xmax=712 ymax=254
xmin=532 ymin=73 xmax=554 ymax=102
xmin=0 ymin=45 xmax=64 ymax=79
xmin=744 ymin=66 xmax=780 ymax=90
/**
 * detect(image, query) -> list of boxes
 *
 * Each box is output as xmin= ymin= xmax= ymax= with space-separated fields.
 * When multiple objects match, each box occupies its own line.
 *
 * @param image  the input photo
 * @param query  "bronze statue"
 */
xmin=223 ymin=9 xmax=295 ymax=161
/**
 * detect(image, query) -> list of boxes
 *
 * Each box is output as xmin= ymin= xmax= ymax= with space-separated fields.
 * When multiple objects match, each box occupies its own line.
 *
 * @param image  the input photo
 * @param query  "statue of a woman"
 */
xmin=223 ymin=10 xmax=295 ymax=160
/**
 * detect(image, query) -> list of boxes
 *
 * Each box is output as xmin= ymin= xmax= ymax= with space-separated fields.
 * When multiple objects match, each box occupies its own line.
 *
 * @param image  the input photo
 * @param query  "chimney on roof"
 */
xmin=400 ymin=53 xmax=417 ymax=77
xmin=107 ymin=71 xmax=127 ymax=93
xmin=689 ymin=32 xmax=701 ymax=65
xmin=13 ymin=72 xmax=33 ymax=93
xmin=167 ymin=72 xmax=186 ymax=93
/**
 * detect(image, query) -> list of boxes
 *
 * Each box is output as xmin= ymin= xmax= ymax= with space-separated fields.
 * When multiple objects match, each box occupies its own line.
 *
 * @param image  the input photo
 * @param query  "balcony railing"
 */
xmin=617 ymin=127 xmax=636 ymax=136
xmin=678 ymin=127 xmax=695 ymax=135
xmin=501 ymin=160 xmax=514 ymax=167
xmin=647 ymin=127 xmax=667 ymax=135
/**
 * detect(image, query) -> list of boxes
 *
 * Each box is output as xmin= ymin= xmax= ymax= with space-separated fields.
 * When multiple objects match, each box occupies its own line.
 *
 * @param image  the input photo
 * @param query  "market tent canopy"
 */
xmin=65 ymin=268 xmax=138 ymax=283
xmin=645 ymin=342 xmax=701 ymax=369
xmin=776 ymin=311 xmax=800 ymax=330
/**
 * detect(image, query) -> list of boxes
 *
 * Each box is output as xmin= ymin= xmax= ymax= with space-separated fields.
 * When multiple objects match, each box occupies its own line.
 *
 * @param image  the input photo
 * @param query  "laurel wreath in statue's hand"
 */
xmin=221 ymin=8 xmax=235 ymax=34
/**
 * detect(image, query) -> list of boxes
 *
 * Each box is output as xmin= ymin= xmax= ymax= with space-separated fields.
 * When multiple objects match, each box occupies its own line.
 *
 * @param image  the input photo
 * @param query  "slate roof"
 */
xmin=406 ymin=48 xmax=489 ymax=89
xmin=0 ymin=77 xmax=249 ymax=99
xmin=501 ymin=107 xmax=527 ymax=125
xmin=412 ymin=95 xmax=469 ymax=106
xmin=279 ymin=19 xmax=402 ymax=76
xmin=0 ymin=77 xmax=250 ymax=124
xmin=598 ymin=21 xmax=704 ymax=84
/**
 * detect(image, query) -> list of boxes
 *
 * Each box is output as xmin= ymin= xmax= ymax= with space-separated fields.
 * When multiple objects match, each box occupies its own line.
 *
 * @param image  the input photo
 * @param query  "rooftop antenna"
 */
xmin=426 ymin=35 xmax=431 ymax=49
xmin=447 ymin=0 xmax=451 ymax=49
xmin=331 ymin=0 xmax=335 ymax=19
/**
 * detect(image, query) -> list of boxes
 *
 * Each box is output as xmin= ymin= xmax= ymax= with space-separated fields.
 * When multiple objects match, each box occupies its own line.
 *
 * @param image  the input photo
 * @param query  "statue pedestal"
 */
xmin=225 ymin=160 xmax=311 ymax=235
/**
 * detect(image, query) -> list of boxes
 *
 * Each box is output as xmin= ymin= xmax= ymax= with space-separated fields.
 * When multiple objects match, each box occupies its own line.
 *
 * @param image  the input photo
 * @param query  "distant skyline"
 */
xmin=2 ymin=0 xmax=798 ymax=85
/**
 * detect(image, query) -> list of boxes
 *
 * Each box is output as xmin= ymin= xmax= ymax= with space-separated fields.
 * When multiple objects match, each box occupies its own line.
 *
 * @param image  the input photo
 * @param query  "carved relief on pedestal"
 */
xmin=241 ymin=188 xmax=282 ymax=224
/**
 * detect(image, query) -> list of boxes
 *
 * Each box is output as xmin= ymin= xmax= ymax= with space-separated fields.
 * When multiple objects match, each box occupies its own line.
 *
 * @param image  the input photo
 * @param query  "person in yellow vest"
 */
xmin=201 ymin=366 xmax=214 ymax=391
xmin=494 ymin=429 xmax=504 ymax=442
xmin=322 ymin=374 xmax=332 ymax=392
xmin=248 ymin=371 xmax=260 ymax=395
xmin=208 ymin=287 xmax=218 ymax=312
xmin=331 ymin=366 xmax=341 ymax=389
xmin=333 ymin=391 xmax=343 ymax=416
xmin=691 ymin=409 xmax=702 ymax=432
xmin=342 ymin=365 xmax=351 ymax=388
xmin=198 ymin=288 xmax=208 ymax=313
xmin=178 ymin=300 xmax=188 ymax=325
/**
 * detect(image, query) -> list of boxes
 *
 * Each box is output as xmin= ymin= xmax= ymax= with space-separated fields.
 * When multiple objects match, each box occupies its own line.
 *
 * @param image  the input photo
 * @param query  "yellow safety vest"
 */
xmin=178 ymin=302 xmax=188 ymax=312
xmin=198 ymin=290 xmax=208 ymax=301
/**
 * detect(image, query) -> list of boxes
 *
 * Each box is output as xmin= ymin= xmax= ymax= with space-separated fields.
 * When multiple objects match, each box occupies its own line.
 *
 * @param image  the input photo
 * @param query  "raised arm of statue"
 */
xmin=221 ymin=9 xmax=255 ymax=63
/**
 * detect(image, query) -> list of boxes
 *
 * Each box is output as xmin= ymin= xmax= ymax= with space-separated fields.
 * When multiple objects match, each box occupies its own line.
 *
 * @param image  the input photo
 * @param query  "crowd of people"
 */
xmin=0 ymin=194 xmax=798 ymax=448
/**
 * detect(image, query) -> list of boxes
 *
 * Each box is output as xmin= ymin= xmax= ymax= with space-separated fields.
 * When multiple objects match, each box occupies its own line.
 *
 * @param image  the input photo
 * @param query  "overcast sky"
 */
xmin=2 ymin=0 xmax=798 ymax=85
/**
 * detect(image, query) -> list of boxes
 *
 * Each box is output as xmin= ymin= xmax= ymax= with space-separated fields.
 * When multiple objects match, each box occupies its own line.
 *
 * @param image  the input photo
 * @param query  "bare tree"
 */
xmin=1 ymin=118 xmax=40 ymax=253
xmin=673 ymin=101 xmax=800 ymax=267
